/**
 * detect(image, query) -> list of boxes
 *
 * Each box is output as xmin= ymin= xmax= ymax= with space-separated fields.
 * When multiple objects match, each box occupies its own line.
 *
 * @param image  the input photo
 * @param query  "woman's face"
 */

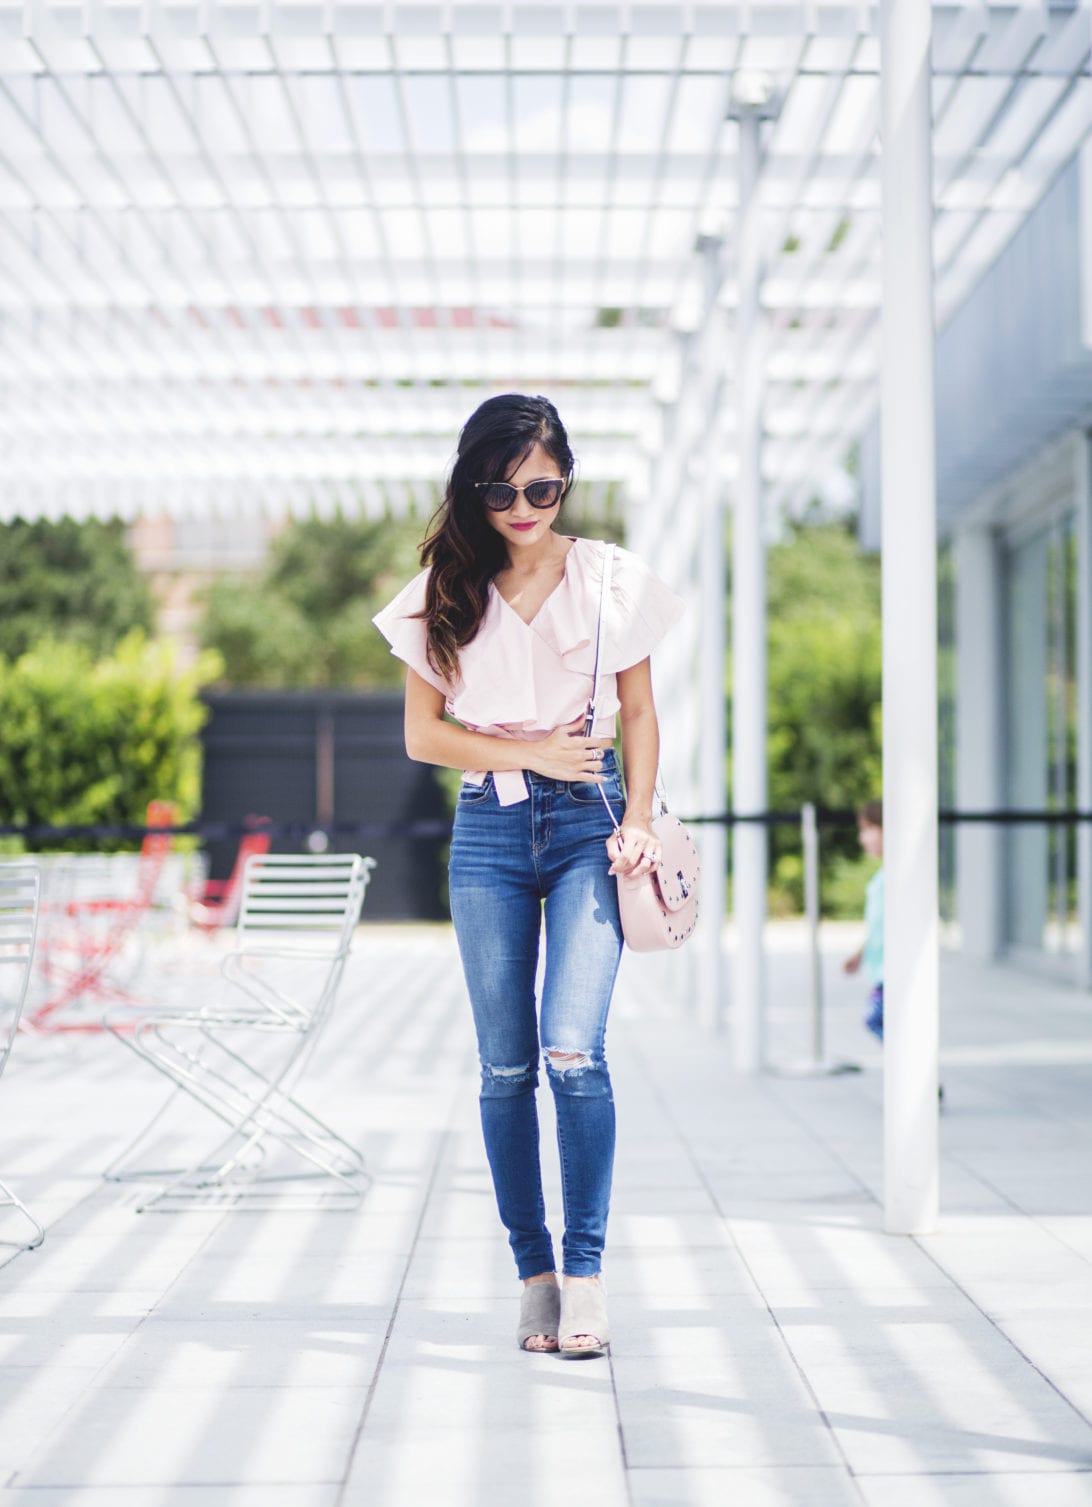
xmin=481 ymin=441 xmax=565 ymax=552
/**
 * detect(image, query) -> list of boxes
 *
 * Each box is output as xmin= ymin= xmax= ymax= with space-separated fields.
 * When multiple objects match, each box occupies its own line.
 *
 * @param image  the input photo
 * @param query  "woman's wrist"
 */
xmin=519 ymin=740 xmax=547 ymax=776
xmin=623 ymin=802 xmax=654 ymax=826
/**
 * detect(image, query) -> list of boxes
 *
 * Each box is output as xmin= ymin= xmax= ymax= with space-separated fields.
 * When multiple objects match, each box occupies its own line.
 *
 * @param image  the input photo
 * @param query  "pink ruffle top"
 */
xmin=372 ymin=535 xmax=685 ymax=806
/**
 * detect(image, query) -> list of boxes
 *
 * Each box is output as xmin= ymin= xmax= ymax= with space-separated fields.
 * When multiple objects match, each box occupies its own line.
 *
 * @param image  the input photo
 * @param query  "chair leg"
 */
xmin=106 ymin=1024 xmax=276 ymax=1181
xmin=107 ymin=1021 xmax=367 ymax=1210
xmin=0 ymin=1179 xmax=45 ymax=1252
xmin=211 ymin=1034 xmax=366 ymax=1172
xmin=102 ymin=1079 xmax=192 ymax=1183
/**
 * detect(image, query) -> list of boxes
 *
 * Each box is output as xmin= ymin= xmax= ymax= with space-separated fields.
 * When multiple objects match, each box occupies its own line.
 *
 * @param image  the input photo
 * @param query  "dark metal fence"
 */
xmin=198 ymin=690 xmax=449 ymax=921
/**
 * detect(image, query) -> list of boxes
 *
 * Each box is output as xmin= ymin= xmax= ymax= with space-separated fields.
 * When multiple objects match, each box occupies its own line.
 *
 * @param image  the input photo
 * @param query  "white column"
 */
xmin=698 ymin=465 xmax=728 ymax=1031
xmin=954 ymin=525 xmax=1003 ymax=961
xmin=731 ymin=108 xmax=767 ymax=1074
xmin=1080 ymin=141 xmax=1092 ymax=349
xmin=880 ymin=0 xmax=940 ymax=1233
xmin=1075 ymin=435 xmax=1092 ymax=988
xmin=696 ymin=238 xmax=728 ymax=1033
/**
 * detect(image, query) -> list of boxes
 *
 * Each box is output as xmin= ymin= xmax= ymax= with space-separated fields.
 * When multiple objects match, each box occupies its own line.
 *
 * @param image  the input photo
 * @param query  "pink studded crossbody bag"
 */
xmin=584 ymin=544 xmax=700 ymax=952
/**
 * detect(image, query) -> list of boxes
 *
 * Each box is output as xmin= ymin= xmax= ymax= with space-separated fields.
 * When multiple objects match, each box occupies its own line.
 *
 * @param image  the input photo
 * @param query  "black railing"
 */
xmin=1 ymin=807 xmax=1085 ymax=844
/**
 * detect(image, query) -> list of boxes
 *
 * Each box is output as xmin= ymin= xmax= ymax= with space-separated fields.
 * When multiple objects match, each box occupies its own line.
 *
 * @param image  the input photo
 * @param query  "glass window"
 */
xmin=1002 ymin=515 xmax=1079 ymax=958
xmin=938 ymin=545 xmax=956 ymax=925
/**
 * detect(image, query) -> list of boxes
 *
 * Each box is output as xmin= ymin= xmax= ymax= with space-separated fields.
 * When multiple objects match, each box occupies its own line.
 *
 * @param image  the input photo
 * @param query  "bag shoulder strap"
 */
xmin=583 ymin=541 xmax=615 ymax=739
xmin=584 ymin=539 xmax=669 ymax=831
xmin=583 ymin=544 xmax=622 ymax=833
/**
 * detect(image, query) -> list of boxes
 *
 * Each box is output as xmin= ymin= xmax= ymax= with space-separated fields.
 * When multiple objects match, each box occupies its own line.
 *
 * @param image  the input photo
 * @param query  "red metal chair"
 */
xmin=189 ymin=821 xmax=273 ymax=932
xmin=27 ymin=801 xmax=177 ymax=1032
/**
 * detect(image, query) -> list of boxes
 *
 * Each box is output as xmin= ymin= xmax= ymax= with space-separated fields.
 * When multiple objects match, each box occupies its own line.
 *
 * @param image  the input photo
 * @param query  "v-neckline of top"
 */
xmin=492 ymin=536 xmax=579 ymax=628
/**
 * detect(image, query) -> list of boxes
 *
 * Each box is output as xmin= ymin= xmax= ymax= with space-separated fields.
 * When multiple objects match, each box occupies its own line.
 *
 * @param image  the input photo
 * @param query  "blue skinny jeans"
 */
xmin=448 ymin=751 xmax=625 ymax=1279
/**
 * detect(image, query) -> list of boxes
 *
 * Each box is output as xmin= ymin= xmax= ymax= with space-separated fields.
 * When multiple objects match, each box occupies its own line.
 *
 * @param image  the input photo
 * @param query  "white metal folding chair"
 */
xmin=104 ymin=852 xmax=374 ymax=1211
xmin=0 ymin=863 xmax=45 ymax=1250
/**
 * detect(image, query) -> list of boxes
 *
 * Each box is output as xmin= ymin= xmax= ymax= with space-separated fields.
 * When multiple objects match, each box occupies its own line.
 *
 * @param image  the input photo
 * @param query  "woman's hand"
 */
xmin=526 ymin=717 xmax=611 ymax=783
xmin=607 ymin=813 xmax=661 ymax=879
xmin=843 ymin=949 xmax=863 ymax=976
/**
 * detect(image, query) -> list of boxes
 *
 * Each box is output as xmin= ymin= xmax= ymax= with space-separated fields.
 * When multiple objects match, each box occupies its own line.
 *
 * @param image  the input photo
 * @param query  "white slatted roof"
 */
xmin=1 ymin=0 xmax=1090 ymax=523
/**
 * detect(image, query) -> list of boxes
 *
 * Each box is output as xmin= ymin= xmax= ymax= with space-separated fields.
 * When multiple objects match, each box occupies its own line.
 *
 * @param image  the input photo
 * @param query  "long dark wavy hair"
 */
xmin=416 ymin=393 xmax=575 ymax=683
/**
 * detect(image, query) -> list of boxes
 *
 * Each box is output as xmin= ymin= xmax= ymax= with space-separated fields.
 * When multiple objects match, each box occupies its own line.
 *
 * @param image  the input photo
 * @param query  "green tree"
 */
xmin=735 ymin=519 xmax=883 ymax=915
xmin=0 ymin=518 xmax=155 ymax=661
xmin=200 ymin=514 xmax=423 ymax=688
xmin=197 ymin=588 xmax=321 ymax=689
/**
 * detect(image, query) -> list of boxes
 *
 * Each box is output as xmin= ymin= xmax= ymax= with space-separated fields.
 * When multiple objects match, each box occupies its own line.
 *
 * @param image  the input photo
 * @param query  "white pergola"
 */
xmin=1 ymin=0 xmax=1089 ymax=522
xmin=3 ymin=0 xmax=1091 ymax=1231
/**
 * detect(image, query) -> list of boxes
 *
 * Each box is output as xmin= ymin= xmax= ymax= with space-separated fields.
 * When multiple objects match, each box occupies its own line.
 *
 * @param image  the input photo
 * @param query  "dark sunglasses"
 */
xmin=474 ymin=477 xmax=566 ymax=512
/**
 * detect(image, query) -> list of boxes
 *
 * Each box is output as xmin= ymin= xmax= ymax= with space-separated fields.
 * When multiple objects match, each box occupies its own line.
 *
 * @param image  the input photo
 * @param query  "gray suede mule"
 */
xmin=558 ymin=1278 xmax=610 ymax=1358
xmin=517 ymin=1282 xmax=561 ymax=1351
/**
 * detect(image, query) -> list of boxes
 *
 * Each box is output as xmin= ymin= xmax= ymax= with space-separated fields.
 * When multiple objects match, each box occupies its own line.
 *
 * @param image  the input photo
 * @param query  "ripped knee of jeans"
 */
xmin=480 ymin=1059 xmax=538 ymax=1097
xmin=545 ymin=1048 xmax=593 ymax=1074
xmin=543 ymin=1046 xmax=611 ymax=1097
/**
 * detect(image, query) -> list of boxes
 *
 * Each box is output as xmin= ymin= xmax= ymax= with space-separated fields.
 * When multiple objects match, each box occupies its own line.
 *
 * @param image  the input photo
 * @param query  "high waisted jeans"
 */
xmin=448 ymin=750 xmax=625 ymax=1279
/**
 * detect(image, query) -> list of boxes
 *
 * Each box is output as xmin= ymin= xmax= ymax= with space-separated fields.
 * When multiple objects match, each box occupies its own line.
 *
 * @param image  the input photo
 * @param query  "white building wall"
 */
xmin=884 ymin=139 xmax=1092 ymax=984
xmin=860 ymin=142 xmax=1092 ymax=552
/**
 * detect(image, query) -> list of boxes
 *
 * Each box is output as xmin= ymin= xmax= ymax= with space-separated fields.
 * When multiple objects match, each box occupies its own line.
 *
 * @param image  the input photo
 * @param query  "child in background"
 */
xmin=843 ymin=800 xmax=885 ymax=1040
xmin=844 ymin=799 xmax=944 ymax=1102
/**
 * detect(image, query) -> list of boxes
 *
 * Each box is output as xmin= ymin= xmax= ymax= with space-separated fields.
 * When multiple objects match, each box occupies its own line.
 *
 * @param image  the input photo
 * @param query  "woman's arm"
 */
xmin=610 ymin=657 xmax=662 ymax=878
xmin=404 ymin=669 xmax=607 ymax=783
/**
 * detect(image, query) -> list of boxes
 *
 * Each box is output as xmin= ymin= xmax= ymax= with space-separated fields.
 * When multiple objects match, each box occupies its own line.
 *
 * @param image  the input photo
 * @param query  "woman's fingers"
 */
xmin=553 ymin=721 xmax=608 ymax=774
xmin=608 ymin=829 xmax=661 ymax=877
xmin=578 ymin=747 xmax=605 ymax=780
xmin=537 ymin=721 xmax=609 ymax=781
xmin=570 ymin=737 xmax=606 ymax=780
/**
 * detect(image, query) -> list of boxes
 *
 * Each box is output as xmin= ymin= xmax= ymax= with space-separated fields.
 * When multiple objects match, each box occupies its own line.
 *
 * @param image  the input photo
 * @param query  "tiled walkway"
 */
xmin=1 ymin=922 xmax=1091 ymax=1506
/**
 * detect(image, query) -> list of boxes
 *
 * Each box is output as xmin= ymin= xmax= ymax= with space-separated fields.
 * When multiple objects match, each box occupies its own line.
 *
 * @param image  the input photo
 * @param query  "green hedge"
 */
xmin=0 ymin=633 xmax=220 ymax=850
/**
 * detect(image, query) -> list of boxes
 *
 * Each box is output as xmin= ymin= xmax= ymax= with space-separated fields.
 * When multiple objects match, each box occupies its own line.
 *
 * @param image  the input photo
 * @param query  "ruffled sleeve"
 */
xmin=534 ymin=537 xmax=685 ymax=673
xmin=371 ymin=569 xmax=451 ymax=696
xmin=599 ymin=543 xmax=686 ymax=672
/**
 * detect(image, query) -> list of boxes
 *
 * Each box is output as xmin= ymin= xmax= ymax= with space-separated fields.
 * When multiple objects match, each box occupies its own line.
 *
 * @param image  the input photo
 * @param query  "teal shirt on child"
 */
xmin=863 ymin=867 xmax=884 ymax=985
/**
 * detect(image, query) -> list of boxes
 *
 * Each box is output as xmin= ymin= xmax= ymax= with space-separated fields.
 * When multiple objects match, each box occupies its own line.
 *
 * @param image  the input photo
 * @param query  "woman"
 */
xmin=373 ymin=393 xmax=683 ymax=1357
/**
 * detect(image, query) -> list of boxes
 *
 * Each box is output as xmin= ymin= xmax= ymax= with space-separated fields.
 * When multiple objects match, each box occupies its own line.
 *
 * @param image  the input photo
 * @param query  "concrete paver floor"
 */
xmin=1 ymin=921 xmax=1091 ymax=1507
